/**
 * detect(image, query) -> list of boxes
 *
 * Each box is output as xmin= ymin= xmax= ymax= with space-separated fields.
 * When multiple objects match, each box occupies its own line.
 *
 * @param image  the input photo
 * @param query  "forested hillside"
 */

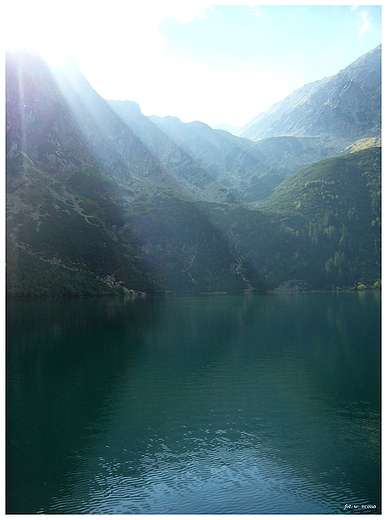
xmin=239 ymin=147 xmax=380 ymax=290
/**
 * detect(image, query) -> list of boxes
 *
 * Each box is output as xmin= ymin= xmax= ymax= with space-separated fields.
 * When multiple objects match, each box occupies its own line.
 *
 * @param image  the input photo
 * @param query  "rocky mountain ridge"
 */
xmin=239 ymin=44 xmax=381 ymax=143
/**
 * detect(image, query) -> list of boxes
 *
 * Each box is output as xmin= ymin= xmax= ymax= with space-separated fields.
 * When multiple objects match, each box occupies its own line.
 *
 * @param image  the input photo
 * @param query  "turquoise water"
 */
xmin=7 ymin=292 xmax=380 ymax=514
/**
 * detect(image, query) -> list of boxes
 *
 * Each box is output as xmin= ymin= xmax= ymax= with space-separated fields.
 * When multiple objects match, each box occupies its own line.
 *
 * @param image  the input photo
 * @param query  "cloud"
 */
xmin=358 ymin=10 xmax=370 ymax=38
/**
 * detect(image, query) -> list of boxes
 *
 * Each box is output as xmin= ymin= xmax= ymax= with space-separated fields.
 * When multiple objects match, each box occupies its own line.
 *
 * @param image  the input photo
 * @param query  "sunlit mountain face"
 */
xmin=6 ymin=47 xmax=381 ymax=297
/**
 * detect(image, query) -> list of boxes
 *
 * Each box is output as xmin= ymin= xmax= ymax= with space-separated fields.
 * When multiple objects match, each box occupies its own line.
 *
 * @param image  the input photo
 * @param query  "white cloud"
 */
xmin=358 ymin=10 xmax=370 ymax=38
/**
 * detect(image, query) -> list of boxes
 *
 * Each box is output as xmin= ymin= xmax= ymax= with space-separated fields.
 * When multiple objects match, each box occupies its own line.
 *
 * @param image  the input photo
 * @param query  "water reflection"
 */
xmin=7 ymin=293 xmax=380 ymax=514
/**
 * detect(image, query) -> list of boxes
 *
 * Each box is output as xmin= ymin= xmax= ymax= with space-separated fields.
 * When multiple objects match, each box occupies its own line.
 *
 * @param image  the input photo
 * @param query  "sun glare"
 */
xmin=5 ymin=1 xmax=74 ymax=66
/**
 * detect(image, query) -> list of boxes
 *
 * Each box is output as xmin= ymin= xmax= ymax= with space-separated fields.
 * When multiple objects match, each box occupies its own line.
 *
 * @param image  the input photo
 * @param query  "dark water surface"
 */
xmin=7 ymin=292 xmax=380 ymax=514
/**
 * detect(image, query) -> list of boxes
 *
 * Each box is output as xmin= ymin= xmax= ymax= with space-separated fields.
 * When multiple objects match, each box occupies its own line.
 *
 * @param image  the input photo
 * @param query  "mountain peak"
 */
xmin=239 ymin=44 xmax=381 ymax=142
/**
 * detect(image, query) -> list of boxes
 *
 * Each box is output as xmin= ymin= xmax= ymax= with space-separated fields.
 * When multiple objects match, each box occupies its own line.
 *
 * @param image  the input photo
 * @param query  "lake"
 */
xmin=6 ymin=292 xmax=380 ymax=514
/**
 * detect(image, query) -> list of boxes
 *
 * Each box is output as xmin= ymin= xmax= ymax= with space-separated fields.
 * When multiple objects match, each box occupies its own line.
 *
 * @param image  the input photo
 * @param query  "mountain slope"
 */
xmin=108 ymin=104 xmax=287 ymax=202
xmin=6 ymin=51 xmax=257 ymax=296
xmin=6 ymin=50 xmax=381 ymax=296
xmin=199 ymin=147 xmax=380 ymax=291
xmin=107 ymin=100 xmax=238 ymax=202
xmin=258 ymin=147 xmax=381 ymax=288
xmin=240 ymin=45 xmax=381 ymax=144
xmin=148 ymin=116 xmax=288 ymax=202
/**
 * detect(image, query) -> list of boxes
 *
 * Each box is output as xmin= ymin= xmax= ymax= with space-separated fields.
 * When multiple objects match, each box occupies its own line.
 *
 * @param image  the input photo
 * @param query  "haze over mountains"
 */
xmin=6 ymin=45 xmax=381 ymax=296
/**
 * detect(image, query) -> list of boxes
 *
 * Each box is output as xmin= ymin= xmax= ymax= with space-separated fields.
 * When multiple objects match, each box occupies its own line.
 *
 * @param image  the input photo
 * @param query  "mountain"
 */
xmin=6 ymin=51 xmax=161 ymax=296
xmin=107 ymin=101 xmax=239 ymax=203
xmin=211 ymin=123 xmax=241 ymax=135
xmin=148 ymin=115 xmax=291 ymax=202
xmin=108 ymin=45 xmax=381 ymax=204
xmin=240 ymin=45 xmax=381 ymax=146
xmin=257 ymin=147 xmax=381 ymax=289
xmin=6 ymin=49 xmax=381 ymax=297
xmin=108 ymin=105 xmax=290 ymax=202
xmin=6 ymin=51 xmax=260 ymax=296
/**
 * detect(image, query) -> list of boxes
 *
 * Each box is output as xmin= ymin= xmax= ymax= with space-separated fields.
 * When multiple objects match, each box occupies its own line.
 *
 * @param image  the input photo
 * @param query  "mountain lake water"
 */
xmin=7 ymin=292 xmax=380 ymax=514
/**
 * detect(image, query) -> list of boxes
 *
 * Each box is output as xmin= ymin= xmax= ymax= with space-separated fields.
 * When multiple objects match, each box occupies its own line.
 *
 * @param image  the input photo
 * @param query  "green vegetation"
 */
xmin=343 ymin=137 xmax=381 ymax=154
xmin=254 ymin=147 xmax=381 ymax=290
xmin=6 ymin=244 xmax=125 ymax=298
xmin=7 ymin=147 xmax=381 ymax=297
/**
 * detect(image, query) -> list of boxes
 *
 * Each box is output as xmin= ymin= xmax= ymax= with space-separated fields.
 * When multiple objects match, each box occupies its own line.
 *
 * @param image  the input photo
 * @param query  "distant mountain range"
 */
xmin=6 ymin=46 xmax=381 ymax=296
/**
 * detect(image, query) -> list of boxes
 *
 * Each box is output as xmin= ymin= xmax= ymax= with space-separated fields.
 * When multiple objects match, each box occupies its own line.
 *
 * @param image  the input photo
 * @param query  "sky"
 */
xmin=4 ymin=1 xmax=382 ymax=129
